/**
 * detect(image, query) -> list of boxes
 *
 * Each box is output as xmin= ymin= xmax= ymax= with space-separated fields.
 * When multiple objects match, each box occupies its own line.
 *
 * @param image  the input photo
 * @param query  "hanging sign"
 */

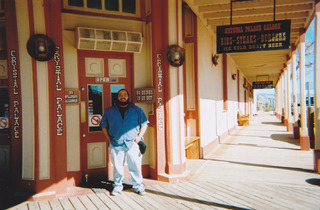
xmin=217 ymin=20 xmax=291 ymax=54
xmin=252 ymin=81 xmax=273 ymax=89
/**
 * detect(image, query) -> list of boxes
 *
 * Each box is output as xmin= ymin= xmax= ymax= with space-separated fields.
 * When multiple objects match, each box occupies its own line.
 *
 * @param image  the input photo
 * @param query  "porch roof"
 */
xmin=186 ymin=0 xmax=315 ymax=87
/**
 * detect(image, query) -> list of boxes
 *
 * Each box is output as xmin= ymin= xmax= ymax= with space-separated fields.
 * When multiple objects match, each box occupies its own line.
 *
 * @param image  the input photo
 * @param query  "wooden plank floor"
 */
xmin=8 ymin=112 xmax=320 ymax=209
xmin=9 ymin=180 xmax=320 ymax=210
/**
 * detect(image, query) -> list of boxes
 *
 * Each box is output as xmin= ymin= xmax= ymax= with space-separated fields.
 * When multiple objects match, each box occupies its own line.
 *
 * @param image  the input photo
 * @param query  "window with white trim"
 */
xmin=64 ymin=0 xmax=139 ymax=17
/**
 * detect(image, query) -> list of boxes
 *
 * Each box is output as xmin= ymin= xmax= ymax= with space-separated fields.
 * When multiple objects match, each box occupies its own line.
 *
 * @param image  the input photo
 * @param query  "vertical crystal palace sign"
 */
xmin=217 ymin=20 xmax=291 ymax=54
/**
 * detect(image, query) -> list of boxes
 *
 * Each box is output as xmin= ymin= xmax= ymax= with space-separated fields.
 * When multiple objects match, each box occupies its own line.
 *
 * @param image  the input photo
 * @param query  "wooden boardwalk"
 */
xmin=8 ymin=112 xmax=320 ymax=209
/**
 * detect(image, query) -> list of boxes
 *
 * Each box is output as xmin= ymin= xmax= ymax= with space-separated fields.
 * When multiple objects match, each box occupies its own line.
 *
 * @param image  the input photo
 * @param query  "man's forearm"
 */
xmin=102 ymin=127 xmax=110 ymax=143
xmin=138 ymin=125 xmax=148 ymax=138
xmin=135 ymin=125 xmax=148 ymax=142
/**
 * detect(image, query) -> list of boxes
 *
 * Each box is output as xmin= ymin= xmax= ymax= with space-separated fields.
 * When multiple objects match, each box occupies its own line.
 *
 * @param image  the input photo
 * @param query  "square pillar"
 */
xmin=314 ymin=2 xmax=320 ymax=172
xmin=299 ymin=32 xmax=310 ymax=151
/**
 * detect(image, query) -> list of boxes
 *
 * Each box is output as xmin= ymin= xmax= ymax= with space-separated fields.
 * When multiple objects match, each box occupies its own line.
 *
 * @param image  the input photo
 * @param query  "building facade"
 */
xmin=1 ymin=0 xmax=318 ymax=200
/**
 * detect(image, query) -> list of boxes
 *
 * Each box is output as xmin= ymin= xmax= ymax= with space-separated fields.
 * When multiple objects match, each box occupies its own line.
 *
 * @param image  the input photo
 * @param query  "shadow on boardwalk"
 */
xmin=6 ymin=112 xmax=320 ymax=209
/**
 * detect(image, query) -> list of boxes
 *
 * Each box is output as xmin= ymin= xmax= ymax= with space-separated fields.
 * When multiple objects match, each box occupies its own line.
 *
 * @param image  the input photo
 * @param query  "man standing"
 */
xmin=100 ymin=89 xmax=148 ymax=196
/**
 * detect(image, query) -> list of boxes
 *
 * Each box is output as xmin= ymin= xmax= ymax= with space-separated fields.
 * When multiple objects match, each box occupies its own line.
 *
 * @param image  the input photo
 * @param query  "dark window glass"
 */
xmin=68 ymin=0 xmax=84 ymax=7
xmin=122 ymin=0 xmax=136 ymax=14
xmin=87 ymin=0 xmax=102 ymax=9
xmin=105 ymin=0 xmax=119 ymax=11
xmin=88 ymin=85 xmax=103 ymax=132
xmin=0 ymin=27 xmax=7 ymax=53
xmin=0 ymin=88 xmax=9 ymax=135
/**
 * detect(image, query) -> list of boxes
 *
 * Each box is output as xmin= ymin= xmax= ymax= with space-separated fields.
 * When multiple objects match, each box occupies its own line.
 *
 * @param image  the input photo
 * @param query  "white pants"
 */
xmin=109 ymin=143 xmax=144 ymax=192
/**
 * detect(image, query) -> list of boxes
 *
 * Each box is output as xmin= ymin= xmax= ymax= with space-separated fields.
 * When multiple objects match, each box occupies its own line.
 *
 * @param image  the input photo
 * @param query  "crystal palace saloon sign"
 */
xmin=217 ymin=20 xmax=291 ymax=54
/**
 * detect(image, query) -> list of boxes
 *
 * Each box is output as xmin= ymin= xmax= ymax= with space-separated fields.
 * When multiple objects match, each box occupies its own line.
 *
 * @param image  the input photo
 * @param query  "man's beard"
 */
xmin=117 ymin=100 xmax=129 ymax=106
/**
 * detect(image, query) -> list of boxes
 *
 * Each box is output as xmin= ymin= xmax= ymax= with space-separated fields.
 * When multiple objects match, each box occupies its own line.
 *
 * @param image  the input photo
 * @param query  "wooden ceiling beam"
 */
xmin=194 ymin=0 xmax=229 ymax=6
xmin=240 ymin=67 xmax=285 ymax=73
xmin=206 ymin=12 xmax=310 ymax=26
xmin=208 ymin=17 xmax=306 ymax=28
xmin=206 ymin=11 xmax=309 ymax=21
xmin=229 ymin=64 xmax=284 ymax=68
xmin=199 ymin=0 xmax=314 ymax=13
xmin=195 ymin=0 xmax=312 ymax=6
xmin=234 ymin=58 xmax=287 ymax=64
xmin=291 ymin=23 xmax=305 ymax=28
xmin=203 ymin=4 xmax=312 ymax=19
xmin=291 ymin=18 xmax=307 ymax=24
xmin=291 ymin=28 xmax=301 ymax=33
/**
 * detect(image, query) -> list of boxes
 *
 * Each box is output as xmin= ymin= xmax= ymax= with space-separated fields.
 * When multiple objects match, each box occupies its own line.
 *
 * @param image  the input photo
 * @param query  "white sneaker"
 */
xmin=111 ymin=189 xmax=122 ymax=196
xmin=137 ymin=190 xmax=146 ymax=196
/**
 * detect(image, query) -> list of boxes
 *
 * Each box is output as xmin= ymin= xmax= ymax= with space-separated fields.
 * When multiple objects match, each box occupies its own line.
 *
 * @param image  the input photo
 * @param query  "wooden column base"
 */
xmin=294 ymin=126 xmax=300 ymax=139
xmin=300 ymin=135 xmax=310 ymax=151
xmin=314 ymin=150 xmax=320 ymax=173
xmin=275 ymin=112 xmax=280 ymax=120
xmin=284 ymin=118 xmax=288 ymax=126
xmin=158 ymin=170 xmax=190 ymax=182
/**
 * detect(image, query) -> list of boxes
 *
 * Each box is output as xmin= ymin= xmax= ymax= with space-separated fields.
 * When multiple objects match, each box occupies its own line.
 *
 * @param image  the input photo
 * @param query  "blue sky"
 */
xmin=306 ymin=18 xmax=315 ymax=41
xmin=301 ymin=17 xmax=315 ymax=101
xmin=290 ymin=17 xmax=315 ymax=103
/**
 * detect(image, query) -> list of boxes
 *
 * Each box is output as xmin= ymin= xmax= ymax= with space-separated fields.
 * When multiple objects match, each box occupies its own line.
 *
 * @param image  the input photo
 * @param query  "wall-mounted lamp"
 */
xmin=232 ymin=73 xmax=237 ymax=80
xmin=212 ymin=54 xmax=219 ymax=66
xmin=27 ymin=34 xmax=55 ymax=61
xmin=167 ymin=45 xmax=185 ymax=67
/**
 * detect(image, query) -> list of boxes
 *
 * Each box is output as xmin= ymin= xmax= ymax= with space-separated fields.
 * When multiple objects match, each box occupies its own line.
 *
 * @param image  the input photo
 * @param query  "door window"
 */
xmin=88 ymin=84 xmax=103 ymax=132
xmin=111 ymin=84 xmax=124 ymax=106
xmin=0 ymin=88 xmax=9 ymax=135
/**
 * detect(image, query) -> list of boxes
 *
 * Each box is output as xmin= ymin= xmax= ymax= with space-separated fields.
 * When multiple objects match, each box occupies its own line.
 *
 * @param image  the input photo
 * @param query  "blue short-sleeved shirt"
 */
xmin=100 ymin=103 xmax=149 ymax=150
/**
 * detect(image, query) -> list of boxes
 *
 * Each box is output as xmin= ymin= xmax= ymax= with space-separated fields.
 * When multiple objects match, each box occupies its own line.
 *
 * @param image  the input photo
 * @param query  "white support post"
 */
xmin=275 ymin=84 xmax=280 ymax=119
xmin=278 ymin=75 xmax=283 ymax=121
xmin=299 ymin=32 xmax=310 ymax=150
xmin=286 ymin=62 xmax=292 ymax=132
xmin=314 ymin=2 xmax=320 ymax=172
xmin=278 ymin=77 xmax=283 ymax=120
xmin=282 ymin=74 xmax=286 ymax=122
xmin=292 ymin=51 xmax=299 ymax=139
xmin=284 ymin=69 xmax=288 ymax=127
xmin=292 ymin=52 xmax=298 ymax=123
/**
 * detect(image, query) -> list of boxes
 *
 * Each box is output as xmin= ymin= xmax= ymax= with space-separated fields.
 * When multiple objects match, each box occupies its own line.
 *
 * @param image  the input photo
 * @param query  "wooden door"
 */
xmin=78 ymin=50 xmax=132 ymax=181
